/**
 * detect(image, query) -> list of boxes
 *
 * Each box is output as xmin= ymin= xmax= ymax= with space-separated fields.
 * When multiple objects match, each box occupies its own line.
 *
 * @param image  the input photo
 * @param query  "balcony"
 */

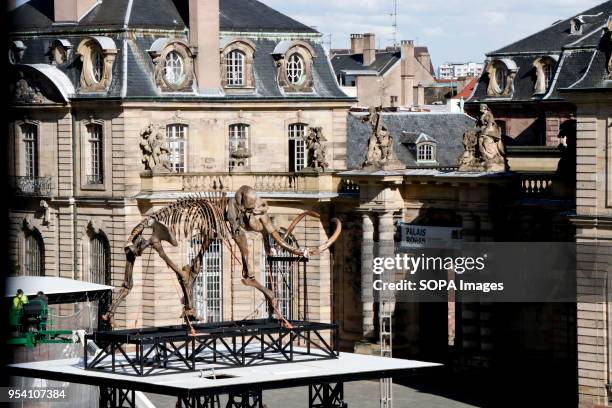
xmin=10 ymin=176 xmax=54 ymax=197
xmin=140 ymin=172 xmax=342 ymax=196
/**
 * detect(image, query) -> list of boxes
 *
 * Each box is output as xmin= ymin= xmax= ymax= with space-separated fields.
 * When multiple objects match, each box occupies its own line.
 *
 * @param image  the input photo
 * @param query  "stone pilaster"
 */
xmin=361 ymin=213 xmax=375 ymax=339
xmin=377 ymin=210 xmax=396 ymax=314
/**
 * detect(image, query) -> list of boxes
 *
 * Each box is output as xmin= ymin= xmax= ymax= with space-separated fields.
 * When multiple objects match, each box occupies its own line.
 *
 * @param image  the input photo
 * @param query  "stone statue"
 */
xmin=362 ymin=107 xmax=405 ymax=170
xmin=304 ymin=127 xmax=329 ymax=172
xmin=458 ymin=104 xmax=506 ymax=172
xmin=230 ymin=141 xmax=251 ymax=169
xmin=12 ymin=73 xmax=48 ymax=104
xmin=140 ymin=123 xmax=173 ymax=173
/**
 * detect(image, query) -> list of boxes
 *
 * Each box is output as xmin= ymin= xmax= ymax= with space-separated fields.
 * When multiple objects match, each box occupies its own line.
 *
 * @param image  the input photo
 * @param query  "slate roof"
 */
xmin=8 ymin=0 xmax=315 ymax=32
xmin=347 ymin=112 xmax=475 ymax=169
xmin=489 ymin=1 xmax=612 ymax=55
xmin=8 ymin=0 xmax=349 ymax=101
xmin=469 ymin=1 xmax=612 ymax=104
xmin=331 ymin=51 xmax=400 ymax=75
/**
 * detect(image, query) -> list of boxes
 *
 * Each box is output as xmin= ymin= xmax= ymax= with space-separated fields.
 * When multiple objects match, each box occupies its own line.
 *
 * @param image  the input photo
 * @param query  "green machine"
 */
xmin=8 ymin=299 xmax=74 ymax=348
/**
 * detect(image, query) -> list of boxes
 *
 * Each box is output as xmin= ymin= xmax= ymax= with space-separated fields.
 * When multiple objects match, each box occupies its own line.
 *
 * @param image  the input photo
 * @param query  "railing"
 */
xmin=519 ymin=173 xmax=570 ymax=199
xmin=86 ymin=175 xmax=104 ymax=185
xmin=10 ymin=176 xmax=54 ymax=197
xmin=142 ymin=172 xmax=341 ymax=194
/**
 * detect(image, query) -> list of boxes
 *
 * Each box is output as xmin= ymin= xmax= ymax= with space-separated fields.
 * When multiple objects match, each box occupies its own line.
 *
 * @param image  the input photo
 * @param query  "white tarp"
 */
xmin=5 ymin=276 xmax=112 ymax=298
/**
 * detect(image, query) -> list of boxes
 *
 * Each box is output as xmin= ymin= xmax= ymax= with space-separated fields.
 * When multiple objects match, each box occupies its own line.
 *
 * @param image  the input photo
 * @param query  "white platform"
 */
xmin=9 ymin=351 xmax=441 ymax=396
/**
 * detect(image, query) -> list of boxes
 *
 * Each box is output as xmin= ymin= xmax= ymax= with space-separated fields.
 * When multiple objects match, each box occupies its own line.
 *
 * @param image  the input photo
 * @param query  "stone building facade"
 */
xmin=7 ymin=0 xmax=353 ymax=329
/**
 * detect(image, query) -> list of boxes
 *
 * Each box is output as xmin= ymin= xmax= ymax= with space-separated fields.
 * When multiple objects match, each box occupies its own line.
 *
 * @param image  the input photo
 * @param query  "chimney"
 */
xmin=416 ymin=49 xmax=432 ymax=75
xmin=416 ymin=84 xmax=425 ymax=106
xmin=350 ymin=34 xmax=364 ymax=54
xmin=363 ymin=33 xmax=376 ymax=66
xmin=189 ymin=0 xmax=222 ymax=95
xmin=54 ymin=0 xmax=98 ymax=23
xmin=400 ymin=40 xmax=415 ymax=107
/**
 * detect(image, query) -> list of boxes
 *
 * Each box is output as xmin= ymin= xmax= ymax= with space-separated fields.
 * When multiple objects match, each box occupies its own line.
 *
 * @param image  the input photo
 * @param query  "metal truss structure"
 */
xmin=99 ymin=387 xmax=135 ymax=408
xmin=85 ymin=319 xmax=338 ymax=376
xmin=309 ymin=383 xmax=347 ymax=408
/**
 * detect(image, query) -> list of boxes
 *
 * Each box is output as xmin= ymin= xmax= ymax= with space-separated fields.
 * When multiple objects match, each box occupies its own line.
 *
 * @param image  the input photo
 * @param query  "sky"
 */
xmin=259 ymin=0 xmax=605 ymax=69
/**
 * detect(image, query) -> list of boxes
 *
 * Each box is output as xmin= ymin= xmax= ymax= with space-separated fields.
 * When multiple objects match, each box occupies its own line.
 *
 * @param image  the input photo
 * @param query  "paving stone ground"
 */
xmin=145 ymin=380 xmax=480 ymax=408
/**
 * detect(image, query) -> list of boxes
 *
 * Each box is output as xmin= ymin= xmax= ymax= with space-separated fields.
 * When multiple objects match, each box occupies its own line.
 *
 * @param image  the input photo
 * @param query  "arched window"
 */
xmin=486 ymin=59 xmax=517 ymax=97
xmin=228 ymin=124 xmax=250 ymax=170
xmin=24 ymin=229 xmax=44 ymax=277
xmin=417 ymin=143 xmax=435 ymax=162
xmin=89 ymin=233 xmax=110 ymax=285
xmin=533 ymin=57 xmax=557 ymax=94
xmin=164 ymin=51 xmax=185 ymax=85
xmin=22 ymin=124 xmax=38 ymax=179
xmin=92 ymin=49 xmax=104 ymax=83
xmin=166 ymin=124 xmax=187 ymax=173
xmin=288 ymin=123 xmax=306 ymax=172
xmin=86 ymin=123 xmax=104 ymax=184
xmin=286 ymin=53 xmax=305 ymax=85
xmin=190 ymin=238 xmax=223 ymax=323
xmin=225 ymin=50 xmax=245 ymax=86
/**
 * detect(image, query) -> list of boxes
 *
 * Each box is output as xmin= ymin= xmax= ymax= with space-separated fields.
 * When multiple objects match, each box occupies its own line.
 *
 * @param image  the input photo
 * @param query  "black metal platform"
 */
xmin=85 ymin=319 xmax=338 ymax=376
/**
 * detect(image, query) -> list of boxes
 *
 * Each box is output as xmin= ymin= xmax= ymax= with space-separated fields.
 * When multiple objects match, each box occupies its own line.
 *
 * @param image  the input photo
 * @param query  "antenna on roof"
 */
xmin=390 ymin=0 xmax=398 ymax=48
xmin=326 ymin=33 xmax=332 ymax=51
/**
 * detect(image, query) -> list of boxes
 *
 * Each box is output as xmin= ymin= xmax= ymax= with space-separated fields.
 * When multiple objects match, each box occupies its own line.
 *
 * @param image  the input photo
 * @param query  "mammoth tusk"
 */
xmin=263 ymin=213 xmax=342 ymax=257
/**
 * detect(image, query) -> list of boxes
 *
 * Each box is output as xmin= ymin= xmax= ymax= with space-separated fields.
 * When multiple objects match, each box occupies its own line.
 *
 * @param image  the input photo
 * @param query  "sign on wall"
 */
xmin=398 ymin=223 xmax=462 ymax=249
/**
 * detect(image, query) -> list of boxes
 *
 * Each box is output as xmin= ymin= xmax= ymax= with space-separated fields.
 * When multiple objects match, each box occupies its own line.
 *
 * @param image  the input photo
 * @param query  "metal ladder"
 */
xmin=379 ymin=300 xmax=393 ymax=408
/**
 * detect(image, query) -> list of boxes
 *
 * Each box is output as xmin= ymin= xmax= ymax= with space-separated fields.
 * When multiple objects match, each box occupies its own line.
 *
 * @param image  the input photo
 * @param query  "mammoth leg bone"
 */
xmin=233 ymin=229 xmax=293 ymax=329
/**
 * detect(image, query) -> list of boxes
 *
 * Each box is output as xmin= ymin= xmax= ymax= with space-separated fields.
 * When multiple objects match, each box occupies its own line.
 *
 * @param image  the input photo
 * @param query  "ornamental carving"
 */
xmin=532 ymin=56 xmax=557 ymax=94
xmin=49 ymin=39 xmax=72 ymax=65
xmin=274 ymin=41 xmax=315 ymax=93
xmin=303 ymin=127 xmax=329 ymax=172
xmin=11 ymin=73 xmax=49 ymax=104
xmin=362 ymin=107 xmax=405 ymax=170
xmin=140 ymin=123 xmax=173 ymax=173
xmin=220 ymin=39 xmax=256 ymax=89
xmin=150 ymin=40 xmax=195 ymax=92
xmin=76 ymin=38 xmax=117 ymax=92
xmin=458 ymin=104 xmax=507 ymax=172
xmin=604 ymin=17 xmax=612 ymax=78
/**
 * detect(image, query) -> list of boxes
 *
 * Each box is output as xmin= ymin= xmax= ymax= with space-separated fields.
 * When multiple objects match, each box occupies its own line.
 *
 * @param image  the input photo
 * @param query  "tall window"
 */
xmin=417 ymin=143 xmax=435 ymax=162
xmin=89 ymin=233 xmax=110 ymax=285
xmin=229 ymin=124 xmax=250 ymax=170
xmin=191 ymin=238 xmax=223 ymax=323
xmin=264 ymin=229 xmax=297 ymax=320
xmin=86 ymin=124 xmax=104 ymax=184
xmin=288 ymin=123 xmax=306 ymax=172
xmin=22 ymin=124 xmax=38 ymax=179
xmin=166 ymin=124 xmax=187 ymax=173
xmin=24 ymin=230 xmax=44 ymax=277
xmin=286 ymin=53 xmax=305 ymax=85
xmin=225 ymin=50 xmax=245 ymax=86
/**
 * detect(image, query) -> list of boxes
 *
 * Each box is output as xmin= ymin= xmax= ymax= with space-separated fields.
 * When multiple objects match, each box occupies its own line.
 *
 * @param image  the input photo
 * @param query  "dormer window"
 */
xmin=9 ymin=40 xmax=26 ymax=64
xmin=417 ymin=143 xmax=435 ymax=162
xmin=486 ymin=58 xmax=518 ymax=97
xmin=220 ymin=38 xmax=256 ymax=90
xmin=49 ymin=39 xmax=72 ymax=65
xmin=273 ymin=40 xmax=316 ymax=93
xmin=533 ymin=56 xmax=558 ymax=94
xmin=76 ymin=37 xmax=117 ymax=92
xmin=148 ymin=38 xmax=195 ymax=92
xmin=570 ymin=17 xmax=584 ymax=35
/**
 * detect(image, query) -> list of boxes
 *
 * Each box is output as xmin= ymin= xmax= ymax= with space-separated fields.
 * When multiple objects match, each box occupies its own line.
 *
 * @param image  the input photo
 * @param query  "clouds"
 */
xmin=260 ymin=0 xmax=604 ymax=67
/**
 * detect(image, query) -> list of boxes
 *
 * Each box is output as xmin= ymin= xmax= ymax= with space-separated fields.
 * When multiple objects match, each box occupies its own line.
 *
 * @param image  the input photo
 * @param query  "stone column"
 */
xmin=361 ymin=213 xmax=375 ymax=339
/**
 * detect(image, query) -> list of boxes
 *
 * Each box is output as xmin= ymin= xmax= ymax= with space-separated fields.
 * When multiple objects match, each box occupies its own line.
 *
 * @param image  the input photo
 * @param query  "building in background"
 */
xmin=331 ymin=33 xmax=436 ymax=108
xmin=8 ymin=0 xmax=353 ymax=330
xmin=438 ymin=61 xmax=484 ymax=80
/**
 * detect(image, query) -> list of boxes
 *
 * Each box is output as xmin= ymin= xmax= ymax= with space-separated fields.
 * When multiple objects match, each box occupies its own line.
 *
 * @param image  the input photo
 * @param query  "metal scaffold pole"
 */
xmin=379 ymin=258 xmax=393 ymax=408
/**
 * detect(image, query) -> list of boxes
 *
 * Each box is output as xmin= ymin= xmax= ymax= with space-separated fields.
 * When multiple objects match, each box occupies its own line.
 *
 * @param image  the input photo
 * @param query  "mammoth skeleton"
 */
xmin=103 ymin=186 xmax=342 ymax=328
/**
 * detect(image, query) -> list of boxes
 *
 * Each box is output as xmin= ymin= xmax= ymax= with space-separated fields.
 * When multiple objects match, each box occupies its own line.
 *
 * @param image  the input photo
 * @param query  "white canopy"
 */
xmin=5 ymin=276 xmax=113 ymax=298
